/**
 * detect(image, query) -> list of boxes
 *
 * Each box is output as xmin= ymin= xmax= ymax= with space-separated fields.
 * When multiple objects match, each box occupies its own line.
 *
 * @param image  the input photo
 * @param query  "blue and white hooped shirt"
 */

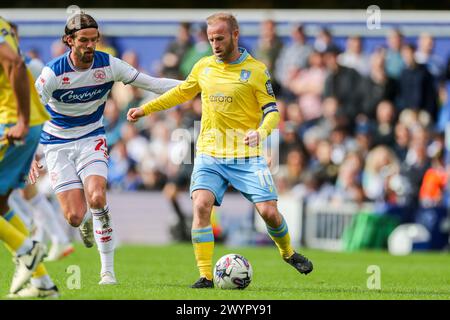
xmin=36 ymin=51 xmax=139 ymax=144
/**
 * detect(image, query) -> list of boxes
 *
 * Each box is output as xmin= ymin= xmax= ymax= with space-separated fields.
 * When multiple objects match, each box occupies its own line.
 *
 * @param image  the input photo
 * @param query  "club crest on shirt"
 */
xmin=93 ymin=69 xmax=106 ymax=82
xmin=239 ymin=69 xmax=251 ymax=82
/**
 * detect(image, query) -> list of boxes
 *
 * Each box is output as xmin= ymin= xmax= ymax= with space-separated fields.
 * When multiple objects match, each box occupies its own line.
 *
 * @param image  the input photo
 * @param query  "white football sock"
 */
xmin=15 ymin=238 xmax=33 ymax=256
xmin=91 ymin=206 xmax=115 ymax=275
xmin=29 ymin=193 xmax=70 ymax=245
xmin=7 ymin=190 xmax=33 ymax=230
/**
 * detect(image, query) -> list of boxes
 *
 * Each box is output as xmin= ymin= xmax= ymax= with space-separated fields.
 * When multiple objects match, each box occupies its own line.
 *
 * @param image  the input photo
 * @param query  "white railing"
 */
xmin=304 ymin=201 xmax=375 ymax=251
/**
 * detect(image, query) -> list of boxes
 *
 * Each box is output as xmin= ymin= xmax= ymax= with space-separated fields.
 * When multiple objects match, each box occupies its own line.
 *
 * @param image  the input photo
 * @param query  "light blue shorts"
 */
xmin=0 ymin=124 xmax=42 ymax=195
xmin=190 ymin=154 xmax=278 ymax=206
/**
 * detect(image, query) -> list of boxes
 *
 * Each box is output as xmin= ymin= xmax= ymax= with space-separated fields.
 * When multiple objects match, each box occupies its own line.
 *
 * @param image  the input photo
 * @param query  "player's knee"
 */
xmin=259 ymin=204 xmax=280 ymax=225
xmin=193 ymin=197 xmax=213 ymax=217
xmin=66 ymin=211 xmax=84 ymax=227
xmin=87 ymin=191 xmax=106 ymax=209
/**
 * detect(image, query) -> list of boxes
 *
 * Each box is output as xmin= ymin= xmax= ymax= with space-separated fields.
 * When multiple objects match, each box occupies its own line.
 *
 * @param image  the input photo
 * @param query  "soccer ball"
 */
xmin=213 ymin=253 xmax=253 ymax=289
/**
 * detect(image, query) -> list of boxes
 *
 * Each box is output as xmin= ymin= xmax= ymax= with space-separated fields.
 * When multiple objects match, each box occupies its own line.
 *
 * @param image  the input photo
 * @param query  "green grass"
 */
xmin=1 ymin=243 xmax=450 ymax=299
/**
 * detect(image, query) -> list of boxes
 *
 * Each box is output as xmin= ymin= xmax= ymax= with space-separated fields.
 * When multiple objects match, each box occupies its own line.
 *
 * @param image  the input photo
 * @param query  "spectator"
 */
xmin=362 ymin=145 xmax=400 ymax=203
xmin=398 ymin=125 xmax=431 ymax=207
xmin=353 ymin=115 xmax=374 ymax=156
xmin=398 ymin=43 xmax=438 ymax=120
xmin=275 ymin=23 xmax=312 ymax=99
xmin=338 ymin=36 xmax=370 ymax=76
xmin=278 ymin=121 xmax=304 ymax=164
xmin=161 ymin=22 xmax=193 ymax=80
xmin=253 ymin=19 xmax=284 ymax=95
xmin=360 ymin=49 xmax=398 ymax=120
xmin=179 ymin=24 xmax=212 ymax=78
xmin=415 ymin=32 xmax=445 ymax=80
xmin=111 ymin=50 xmax=148 ymax=108
xmin=329 ymin=125 xmax=356 ymax=165
xmin=332 ymin=152 xmax=365 ymax=204
xmin=419 ymin=134 xmax=446 ymax=207
xmin=104 ymin=98 xmax=124 ymax=148
xmin=51 ymin=39 xmax=67 ymax=58
xmin=392 ymin=122 xmax=410 ymax=161
xmin=108 ymin=139 xmax=136 ymax=190
xmin=309 ymin=139 xmax=339 ymax=185
xmin=121 ymin=122 xmax=149 ymax=163
xmin=372 ymin=100 xmax=397 ymax=147
xmin=385 ymin=28 xmax=404 ymax=79
xmin=96 ymin=34 xmax=117 ymax=56
xmin=313 ymin=27 xmax=340 ymax=54
xmin=278 ymin=148 xmax=309 ymax=189
xmin=323 ymin=47 xmax=363 ymax=125
xmin=289 ymin=50 xmax=327 ymax=122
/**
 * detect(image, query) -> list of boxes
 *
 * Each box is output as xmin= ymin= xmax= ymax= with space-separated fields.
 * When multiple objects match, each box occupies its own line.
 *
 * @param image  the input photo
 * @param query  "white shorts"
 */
xmin=43 ymin=135 xmax=109 ymax=193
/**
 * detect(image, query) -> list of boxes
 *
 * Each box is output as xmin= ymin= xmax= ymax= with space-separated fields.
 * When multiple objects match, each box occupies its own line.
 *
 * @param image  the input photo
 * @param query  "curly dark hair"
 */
xmin=62 ymin=12 xmax=99 ymax=47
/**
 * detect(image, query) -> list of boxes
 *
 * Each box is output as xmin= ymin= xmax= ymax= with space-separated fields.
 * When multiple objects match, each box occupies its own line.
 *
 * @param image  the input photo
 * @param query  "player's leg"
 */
xmin=0 ymin=193 xmax=45 ymax=293
xmin=83 ymin=174 xmax=116 ymax=285
xmin=77 ymin=135 xmax=115 ymax=285
xmin=21 ymin=184 xmax=74 ymax=261
xmin=0 ymin=124 xmax=56 ymax=296
xmin=43 ymin=141 xmax=93 ymax=247
xmin=255 ymin=200 xmax=313 ymax=274
xmin=189 ymin=155 xmax=228 ymax=288
xmin=228 ymin=156 xmax=313 ymax=275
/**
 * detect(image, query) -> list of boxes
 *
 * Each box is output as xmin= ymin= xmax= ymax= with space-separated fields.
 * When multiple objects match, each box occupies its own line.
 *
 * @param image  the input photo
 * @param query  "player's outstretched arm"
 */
xmin=130 ymin=73 xmax=182 ymax=95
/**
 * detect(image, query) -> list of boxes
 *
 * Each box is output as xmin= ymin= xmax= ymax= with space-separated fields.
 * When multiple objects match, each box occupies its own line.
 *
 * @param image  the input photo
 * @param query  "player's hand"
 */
xmin=6 ymin=121 xmax=28 ymax=145
xmin=28 ymin=157 xmax=43 ymax=184
xmin=244 ymin=130 xmax=260 ymax=147
xmin=127 ymin=107 xmax=145 ymax=122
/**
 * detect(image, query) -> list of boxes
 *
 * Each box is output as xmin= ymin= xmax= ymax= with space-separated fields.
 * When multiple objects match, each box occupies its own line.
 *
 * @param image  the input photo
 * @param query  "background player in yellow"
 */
xmin=127 ymin=12 xmax=313 ymax=288
xmin=0 ymin=17 xmax=59 ymax=298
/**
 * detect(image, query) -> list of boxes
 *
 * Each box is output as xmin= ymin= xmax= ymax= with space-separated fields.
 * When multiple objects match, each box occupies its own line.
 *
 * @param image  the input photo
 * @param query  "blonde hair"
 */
xmin=206 ymin=12 xmax=239 ymax=32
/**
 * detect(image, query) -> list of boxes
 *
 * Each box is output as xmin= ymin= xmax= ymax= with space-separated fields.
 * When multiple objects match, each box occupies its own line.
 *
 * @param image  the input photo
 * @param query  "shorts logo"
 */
xmin=93 ymin=69 xmax=106 ymax=82
xmin=50 ymin=171 xmax=58 ymax=185
xmin=239 ymin=70 xmax=251 ymax=82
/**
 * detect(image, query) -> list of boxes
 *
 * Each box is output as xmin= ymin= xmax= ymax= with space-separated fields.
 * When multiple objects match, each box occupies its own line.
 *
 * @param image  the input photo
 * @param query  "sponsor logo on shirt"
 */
xmin=209 ymin=93 xmax=233 ymax=103
xmin=59 ymin=88 xmax=104 ymax=103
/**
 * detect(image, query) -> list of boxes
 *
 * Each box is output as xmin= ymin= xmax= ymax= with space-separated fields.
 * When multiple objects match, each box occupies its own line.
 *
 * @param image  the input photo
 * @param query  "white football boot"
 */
xmin=8 ymin=284 xmax=60 ymax=299
xmin=9 ymin=241 xmax=47 ymax=294
xmin=99 ymin=271 xmax=117 ymax=285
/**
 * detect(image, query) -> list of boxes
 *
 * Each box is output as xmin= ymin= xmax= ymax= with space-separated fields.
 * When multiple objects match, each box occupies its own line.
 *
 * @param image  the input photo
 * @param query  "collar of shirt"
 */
xmin=215 ymin=47 xmax=249 ymax=65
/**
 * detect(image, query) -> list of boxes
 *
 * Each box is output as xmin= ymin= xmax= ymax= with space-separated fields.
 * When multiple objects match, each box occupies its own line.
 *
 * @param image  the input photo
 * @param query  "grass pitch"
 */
xmin=1 ymin=243 xmax=449 ymax=300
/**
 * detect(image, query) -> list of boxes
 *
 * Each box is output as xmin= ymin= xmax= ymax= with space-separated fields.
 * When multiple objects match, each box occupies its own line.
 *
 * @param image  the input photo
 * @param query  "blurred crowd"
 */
xmin=29 ymin=21 xmax=450 ymax=223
